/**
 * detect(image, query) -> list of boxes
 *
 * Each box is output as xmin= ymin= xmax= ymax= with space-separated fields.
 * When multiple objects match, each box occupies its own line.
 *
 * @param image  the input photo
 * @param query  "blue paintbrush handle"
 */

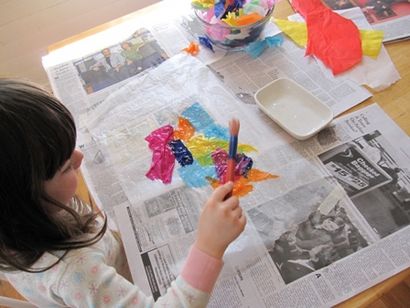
xmin=228 ymin=135 xmax=238 ymax=158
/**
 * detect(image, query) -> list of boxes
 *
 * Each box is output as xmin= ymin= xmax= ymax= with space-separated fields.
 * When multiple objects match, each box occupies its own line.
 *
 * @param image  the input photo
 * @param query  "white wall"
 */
xmin=0 ymin=0 xmax=159 ymax=88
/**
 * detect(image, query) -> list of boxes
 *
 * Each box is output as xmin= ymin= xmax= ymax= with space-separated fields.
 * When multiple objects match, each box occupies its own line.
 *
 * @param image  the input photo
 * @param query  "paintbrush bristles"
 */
xmin=229 ymin=118 xmax=240 ymax=136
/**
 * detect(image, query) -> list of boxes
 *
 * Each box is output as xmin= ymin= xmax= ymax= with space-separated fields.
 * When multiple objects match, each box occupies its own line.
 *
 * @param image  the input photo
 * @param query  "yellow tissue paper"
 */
xmin=274 ymin=19 xmax=307 ymax=47
xmin=223 ymin=11 xmax=239 ymax=26
xmin=360 ymin=29 xmax=384 ymax=59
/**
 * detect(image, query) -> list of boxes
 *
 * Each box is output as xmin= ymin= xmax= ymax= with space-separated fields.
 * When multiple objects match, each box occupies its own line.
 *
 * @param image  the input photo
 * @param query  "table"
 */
xmin=50 ymin=0 xmax=410 ymax=306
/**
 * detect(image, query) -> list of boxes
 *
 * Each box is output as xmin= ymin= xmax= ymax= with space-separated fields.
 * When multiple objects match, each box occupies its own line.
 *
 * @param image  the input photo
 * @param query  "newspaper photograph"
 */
xmin=43 ymin=27 xmax=171 ymax=118
xmin=42 ymin=8 xmax=196 ymax=120
xmin=318 ymin=131 xmax=410 ymax=238
xmin=73 ymin=28 xmax=168 ymax=94
xmin=321 ymin=0 xmax=410 ymax=42
xmin=268 ymin=203 xmax=369 ymax=284
xmin=319 ymin=142 xmax=393 ymax=198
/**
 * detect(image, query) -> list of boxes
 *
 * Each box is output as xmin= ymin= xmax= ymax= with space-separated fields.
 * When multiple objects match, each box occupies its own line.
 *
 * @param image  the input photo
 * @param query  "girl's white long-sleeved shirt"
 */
xmin=5 ymin=228 xmax=223 ymax=307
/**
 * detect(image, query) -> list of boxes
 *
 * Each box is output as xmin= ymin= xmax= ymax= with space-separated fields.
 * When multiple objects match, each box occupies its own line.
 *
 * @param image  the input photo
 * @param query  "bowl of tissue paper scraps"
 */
xmin=193 ymin=0 xmax=275 ymax=49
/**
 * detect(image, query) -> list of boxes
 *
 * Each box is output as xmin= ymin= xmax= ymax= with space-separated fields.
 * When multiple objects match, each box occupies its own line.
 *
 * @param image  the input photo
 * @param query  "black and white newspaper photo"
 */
xmin=319 ymin=131 xmax=410 ymax=238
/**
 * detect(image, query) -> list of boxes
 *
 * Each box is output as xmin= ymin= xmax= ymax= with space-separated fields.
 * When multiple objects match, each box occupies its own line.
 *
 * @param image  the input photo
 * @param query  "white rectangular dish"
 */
xmin=254 ymin=78 xmax=333 ymax=140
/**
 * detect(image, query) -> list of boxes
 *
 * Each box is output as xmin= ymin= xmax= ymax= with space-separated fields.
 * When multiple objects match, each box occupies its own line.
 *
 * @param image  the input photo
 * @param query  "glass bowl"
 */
xmin=194 ymin=7 xmax=274 ymax=50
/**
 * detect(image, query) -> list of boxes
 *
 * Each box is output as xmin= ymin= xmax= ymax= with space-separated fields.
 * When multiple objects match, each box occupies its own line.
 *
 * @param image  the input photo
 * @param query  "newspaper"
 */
xmin=288 ymin=7 xmax=401 ymax=91
xmin=42 ymin=13 xmax=374 ymax=223
xmin=208 ymin=38 xmax=371 ymax=116
xmin=300 ymin=0 xmax=410 ymax=42
xmin=40 ymin=1 xmax=408 ymax=305
xmin=43 ymin=28 xmax=185 ymax=122
xmin=78 ymin=55 xmax=410 ymax=307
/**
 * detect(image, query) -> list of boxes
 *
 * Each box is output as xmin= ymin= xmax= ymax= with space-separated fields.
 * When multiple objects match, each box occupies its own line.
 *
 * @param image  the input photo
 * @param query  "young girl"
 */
xmin=0 ymin=79 xmax=246 ymax=307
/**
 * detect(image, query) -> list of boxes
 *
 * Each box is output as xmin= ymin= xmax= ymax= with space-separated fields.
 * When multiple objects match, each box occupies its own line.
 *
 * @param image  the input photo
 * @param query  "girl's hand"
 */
xmin=194 ymin=182 xmax=247 ymax=259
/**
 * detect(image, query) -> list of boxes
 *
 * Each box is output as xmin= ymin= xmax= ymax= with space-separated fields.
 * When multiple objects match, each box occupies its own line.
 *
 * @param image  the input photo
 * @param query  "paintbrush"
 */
xmin=225 ymin=118 xmax=240 ymax=198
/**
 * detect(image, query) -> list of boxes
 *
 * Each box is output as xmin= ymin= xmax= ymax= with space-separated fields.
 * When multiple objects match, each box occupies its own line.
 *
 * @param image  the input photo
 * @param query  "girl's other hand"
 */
xmin=194 ymin=182 xmax=247 ymax=259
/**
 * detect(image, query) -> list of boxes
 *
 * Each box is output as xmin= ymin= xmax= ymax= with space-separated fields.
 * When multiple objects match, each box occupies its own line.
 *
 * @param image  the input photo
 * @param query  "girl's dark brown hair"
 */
xmin=0 ymin=79 xmax=107 ymax=272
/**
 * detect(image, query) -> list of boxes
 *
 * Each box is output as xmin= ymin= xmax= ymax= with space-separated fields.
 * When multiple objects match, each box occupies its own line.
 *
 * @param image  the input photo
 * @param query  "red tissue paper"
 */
xmin=291 ymin=0 xmax=362 ymax=75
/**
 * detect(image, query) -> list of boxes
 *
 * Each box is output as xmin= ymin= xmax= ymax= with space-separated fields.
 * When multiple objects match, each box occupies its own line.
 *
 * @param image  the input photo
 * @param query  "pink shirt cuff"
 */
xmin=180 ymin=245 xmax=223 ymax=293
